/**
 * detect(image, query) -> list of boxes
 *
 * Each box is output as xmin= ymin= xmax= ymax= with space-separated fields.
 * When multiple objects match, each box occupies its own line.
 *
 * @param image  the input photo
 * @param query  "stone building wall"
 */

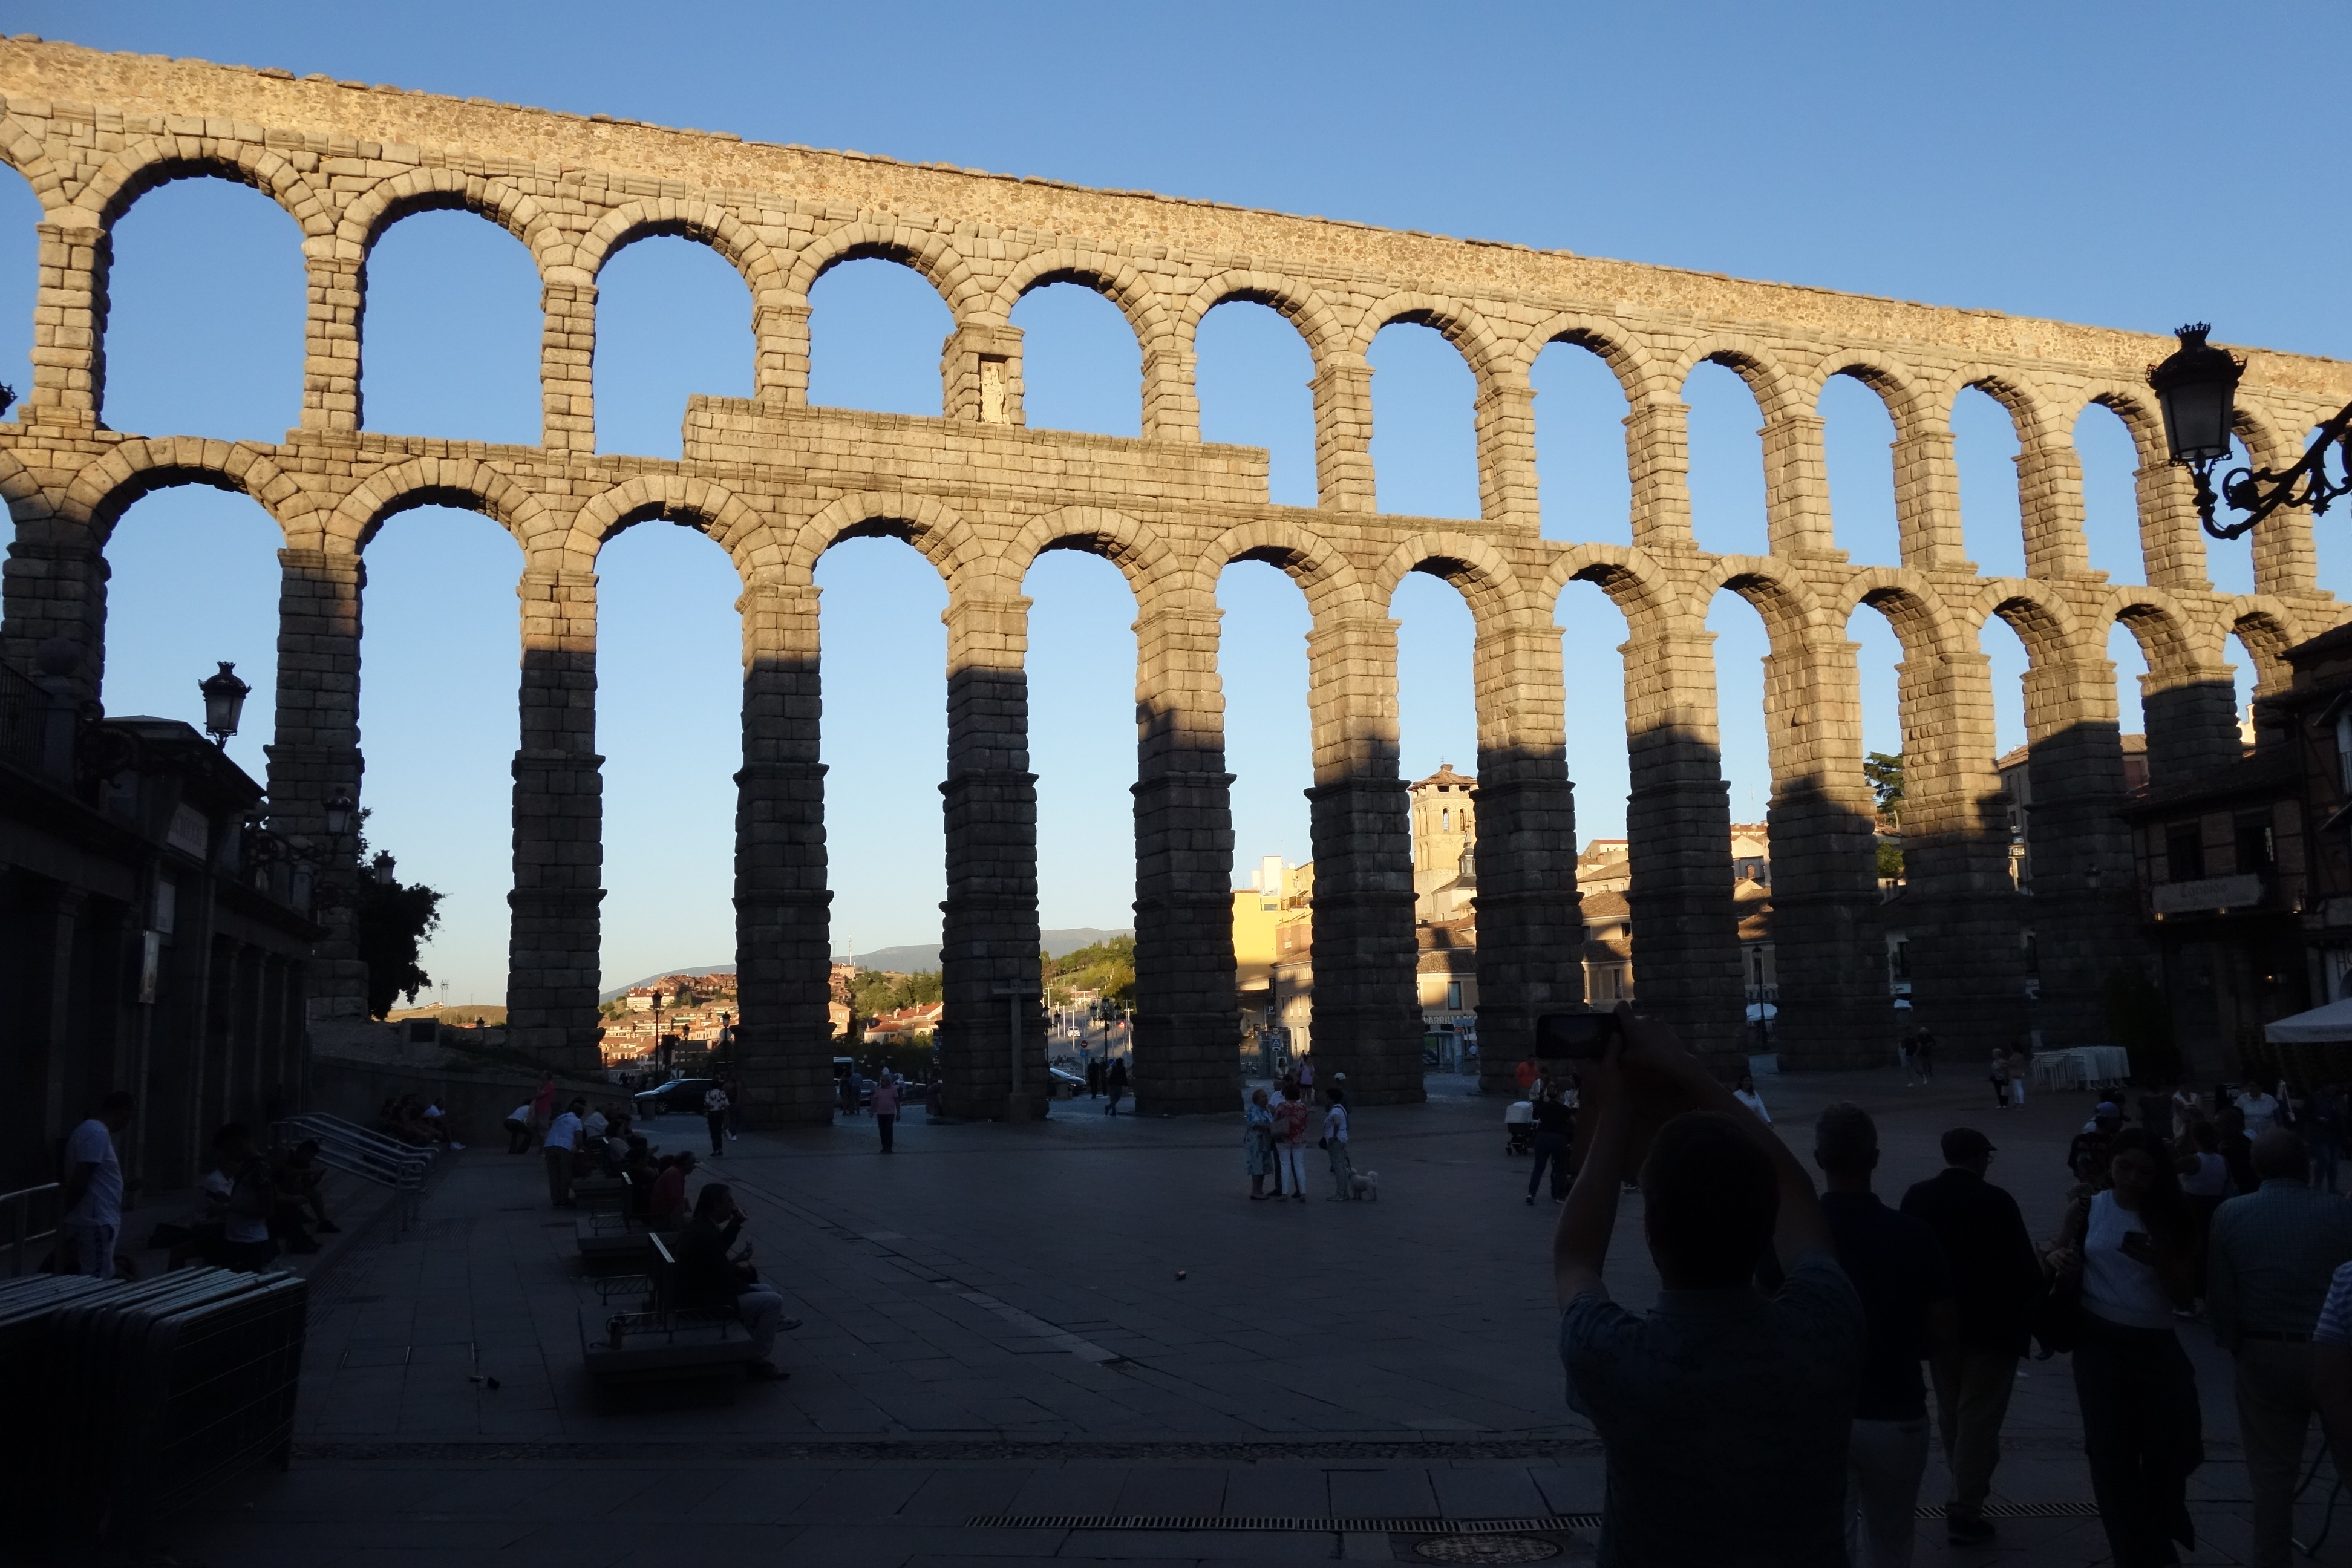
xmin=1 ymin=37 xmax=2344 ymax=1118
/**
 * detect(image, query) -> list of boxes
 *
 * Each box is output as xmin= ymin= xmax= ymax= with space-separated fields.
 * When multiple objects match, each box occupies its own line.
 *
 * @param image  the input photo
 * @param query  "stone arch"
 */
xmin=0 ymin=446 xmax=54 ymax=528
xmin=783 ymin=218 xmax=988 ymax=322
xmin=1195 ymin=516 xmax=1370 ymax=622
xmin=1704 ymin=555 xmax=1832 ymax=648
xmin=0 ymin=117 xmax=68 ymax=210
xmin=79 ymin=136 xmax=330 ymax=235
xmin=2110 ymin=589 xmax=2204 ymax=680
xmin=1938 ymin=365 xmax=2063 ymax=447
xmin=332 ymin=168 xmax=560 ymax=267
xmin=1807 ymin=350 xmax=1935 ymax=436
xmin=779 ymin=491 xmax=977 ymax=591
xmin=330 ymin=456 xmax=555 ymax=552
xmin=1003 ymin=505 xmax=1183 ymax=615
xmin=1518 ymin=313 xmax=1663 ymax=405
xmin=1369 ymin=530 xmax=1529 ymax=624
xmin=1175 ymin=270 xmax=1348 ymax=359
xmin=569 ymin=198 xmax=786 ymax=295
xmin=1668 ymin=336 xmax=1806 ymax=422
xmin=1538 ymin=543 xmax=1677 ymax=635
xmin=560 ymin=473 xmax=770 ymax=573
xmin=60 ymin=438 xmax=306 ymax=546
xmin=993 ymin=247 xmax=1172 ymax=347
xmin=2080 ymin=383 xmax=2168 ymax=471
xmin=1971 ymin=578 xmax=2084 ymax=668
xmin=1347 ymin=292 xmax=1513 ymax=384
xmin=1838 ymin=567 xmax=1963 ymax=661
xmin=2227 ymin=598 xmax=2301 ymax=688
xmin=2230 ymin=395 xmax=2302 ymax=472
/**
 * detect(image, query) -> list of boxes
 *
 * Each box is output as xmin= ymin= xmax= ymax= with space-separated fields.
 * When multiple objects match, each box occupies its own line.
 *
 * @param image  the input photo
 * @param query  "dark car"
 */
xmin=632 ymin=1076 xmax=717 ymax=1119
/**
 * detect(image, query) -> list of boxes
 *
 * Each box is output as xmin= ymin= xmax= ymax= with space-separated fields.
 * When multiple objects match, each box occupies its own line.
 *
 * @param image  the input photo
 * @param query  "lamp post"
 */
xmin=2148 ymin=323 xmax=2352 ymax=541
xmin=198 ymin=661 xmax=252 ymax=748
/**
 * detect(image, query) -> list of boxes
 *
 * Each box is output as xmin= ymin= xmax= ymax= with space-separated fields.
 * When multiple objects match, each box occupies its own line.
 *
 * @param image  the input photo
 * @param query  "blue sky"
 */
xmin=5 ymin=2 xmax=2346 ymax=1001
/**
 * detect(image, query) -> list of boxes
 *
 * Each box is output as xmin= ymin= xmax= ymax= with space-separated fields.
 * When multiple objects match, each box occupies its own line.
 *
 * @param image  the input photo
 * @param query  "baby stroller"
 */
xmin=1504 ymin=1099 xmax=1536 ymax=1155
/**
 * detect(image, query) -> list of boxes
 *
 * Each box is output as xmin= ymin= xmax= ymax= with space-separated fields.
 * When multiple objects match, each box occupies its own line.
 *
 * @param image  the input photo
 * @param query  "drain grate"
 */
xmin=969 ymin=1501 xmax=2105 ymax=1532
xmin=973 ymin=1517 xmax=1597 ymax=1534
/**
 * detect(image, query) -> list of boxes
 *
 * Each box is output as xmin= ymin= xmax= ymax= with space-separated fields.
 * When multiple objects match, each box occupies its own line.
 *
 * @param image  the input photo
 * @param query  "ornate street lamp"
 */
xmin=198 ymin=661 xmax=252 ymax=748
xmin=324 ymin=791 xmax=356 ymax=837
xmin=2148 ymin=323 xmax=2352 ymax=540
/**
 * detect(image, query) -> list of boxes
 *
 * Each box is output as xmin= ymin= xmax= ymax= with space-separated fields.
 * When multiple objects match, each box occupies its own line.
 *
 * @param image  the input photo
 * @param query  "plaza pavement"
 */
xmin=146 ymin=1063 xmax=2352 ymax=1566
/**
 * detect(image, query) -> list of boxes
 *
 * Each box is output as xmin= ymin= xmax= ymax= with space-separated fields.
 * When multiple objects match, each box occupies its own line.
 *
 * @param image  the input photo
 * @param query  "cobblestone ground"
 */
xmin=155 ymin=1066 xmax=2352 ymax=1566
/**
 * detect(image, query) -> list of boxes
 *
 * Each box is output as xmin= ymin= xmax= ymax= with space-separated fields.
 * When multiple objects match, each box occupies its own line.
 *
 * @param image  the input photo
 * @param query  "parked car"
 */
xmin=632 ymin=1076 xmax=717 ymax=1119
xmin=1046 ymin=1067 xmax=1085 ymax=1097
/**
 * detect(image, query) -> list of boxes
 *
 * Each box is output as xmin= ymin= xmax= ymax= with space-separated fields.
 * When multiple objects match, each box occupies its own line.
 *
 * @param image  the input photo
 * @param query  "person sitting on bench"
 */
xmin=648 ymin=1152 xmax=694 ymax=1232
xmin=673 ymin=1182 xmax=797 ymax=1380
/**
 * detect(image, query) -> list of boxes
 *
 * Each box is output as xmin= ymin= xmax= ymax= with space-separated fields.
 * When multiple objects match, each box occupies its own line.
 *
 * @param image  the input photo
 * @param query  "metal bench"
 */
xmin=579 ymin=1232 xmax=760 ymax=1385
xmin=573 ymin=1175 xmax=649 ymax=1270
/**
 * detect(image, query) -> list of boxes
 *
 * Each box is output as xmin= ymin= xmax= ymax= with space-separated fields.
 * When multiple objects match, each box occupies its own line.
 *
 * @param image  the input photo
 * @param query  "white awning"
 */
xmin=2265 ymin=998 xmax=2352 ymax=1044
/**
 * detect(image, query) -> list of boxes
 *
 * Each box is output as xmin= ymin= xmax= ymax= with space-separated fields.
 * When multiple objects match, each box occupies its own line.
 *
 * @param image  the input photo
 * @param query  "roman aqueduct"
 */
xmin=2 ymin=36 xmax=2345 ymax=1122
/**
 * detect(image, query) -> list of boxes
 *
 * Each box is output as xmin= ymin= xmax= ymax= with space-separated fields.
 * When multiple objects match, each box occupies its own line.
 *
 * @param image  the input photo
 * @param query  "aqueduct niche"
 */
xmin=3 ymin=37 xmax=2348 ymax=1119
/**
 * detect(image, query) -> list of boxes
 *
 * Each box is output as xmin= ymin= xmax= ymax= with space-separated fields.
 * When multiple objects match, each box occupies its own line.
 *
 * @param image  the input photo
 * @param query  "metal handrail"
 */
xmin=0 ymin=1182 xmax=60 ymax=1278
xmin=272 ymin=1112 xmax=434 ymax=1191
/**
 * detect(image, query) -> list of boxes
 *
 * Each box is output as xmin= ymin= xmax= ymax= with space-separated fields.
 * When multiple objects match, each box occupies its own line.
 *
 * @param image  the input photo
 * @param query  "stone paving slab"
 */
xmin=116 ymin=1068 xmax=2352 ymax=1565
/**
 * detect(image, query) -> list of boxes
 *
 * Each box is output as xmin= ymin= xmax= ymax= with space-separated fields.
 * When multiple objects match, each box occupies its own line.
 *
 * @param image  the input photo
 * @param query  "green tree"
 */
xmin=356 ymin=849 xmax=444 ymax=1018
xmin=1864 ymin=752 xmax=1905 ymax=818
xmin=1875 ymin=840 xmax=1905 ymax=878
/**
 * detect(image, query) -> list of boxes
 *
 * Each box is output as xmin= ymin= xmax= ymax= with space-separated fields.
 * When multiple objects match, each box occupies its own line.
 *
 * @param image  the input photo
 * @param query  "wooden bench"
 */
xmin=579 ymin=1232 xmax=762 ymax=1385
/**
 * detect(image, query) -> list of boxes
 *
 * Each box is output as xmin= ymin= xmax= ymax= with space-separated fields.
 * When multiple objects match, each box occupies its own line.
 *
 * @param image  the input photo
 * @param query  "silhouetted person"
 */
xmin=1555 ymin=1007 xmax=1863 ymax=1567
xmin=1901 ymin=1128 xmax=2041 ymax=1546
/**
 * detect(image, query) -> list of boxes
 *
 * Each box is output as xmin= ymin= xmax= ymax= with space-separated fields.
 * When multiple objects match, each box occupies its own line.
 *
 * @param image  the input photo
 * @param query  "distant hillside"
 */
xmin=844 ymin=929 xmax=1129 ymax=974
xmin=597 ymin=928 xmax=1129 ymax=1000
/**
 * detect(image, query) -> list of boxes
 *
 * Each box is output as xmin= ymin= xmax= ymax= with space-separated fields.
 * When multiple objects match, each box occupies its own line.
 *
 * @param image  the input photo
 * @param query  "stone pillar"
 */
xmin=1142 ymin=341 xmax=1200 ymax=443
xmin=1624 ymin=399 xmax=1694 ymax=551
xmin=2020 ymin=655 xmax=2143 ymax=1048
xmin=28 ymin=215 xmax=106 ymax=426
xmin=2253 ymin=499 xmax=2319 ymax=598
xmin=541 ymin=279 xmax=596 ymax=453
xmin=2015 ymin=438 xmax=2091 ymax=579
xmin=1896 ymin=648 xmax=2027 ymax=1059
xmin=2 ymin=537 xmax=108 ymax=701
xmin=2142 ymin=661 xmax=2244 ymax=785
xmin=301 ymin=250 xmax=363 ymax=433
xmin=1469 ymin=619 xmax=1582 ymax=1093
xmin=1131 ymin=603 xmax=1241 ymax=1114
xmin=266 ymin=547 xmax=368 ymax=1021
xmin=1762 ymin=636 xmax=1885 ymax=1068
xmin=1892 ymin=430 xmax=1972 ymax=570
xmin=1304 ymin=612 xmax=1424 ymax=1104
xmin=942 ymin=322 xmax=1024 ymax=426
xmin=508 ymin=565 xmax=603 ymax=1073
xmin=1622 ymin=624 xmax=1746 ymax=1068
xmin=753 ymin=295 xmax=806 ymax=407
xmin=937 ymin=587 xmax=1050 ymax=1120
xmin=734 ymin=579 xmax=836 ymax=1125
xmin=1761 ymin=411 xmax=1838 ymax=557
xmin=2135 ymin=459 xmax=2212 ymax=593
xmin=1473 ymin=375 xmax=1540 ymax=528
xmin=1310 ymin=353 xmax=1376 ymax=512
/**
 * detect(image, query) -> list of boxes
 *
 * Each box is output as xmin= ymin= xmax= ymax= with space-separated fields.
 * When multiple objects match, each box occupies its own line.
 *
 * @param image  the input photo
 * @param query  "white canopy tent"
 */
xmin=2264 ymin=998 xmax=2352 ymax=1044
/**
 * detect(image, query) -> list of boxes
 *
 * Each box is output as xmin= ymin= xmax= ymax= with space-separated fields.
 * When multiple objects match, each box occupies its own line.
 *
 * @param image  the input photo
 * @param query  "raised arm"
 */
xmin=1552 ymin=1046 xmax=1635 ymax=1306
xmin=1615 ymin=1007 xmax=1832 ymax=1272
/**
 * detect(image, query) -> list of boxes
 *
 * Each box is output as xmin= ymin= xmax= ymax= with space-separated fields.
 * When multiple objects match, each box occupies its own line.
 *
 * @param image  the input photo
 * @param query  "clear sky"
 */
xmin=5 ymin=2 xmax=2346 ymax=1001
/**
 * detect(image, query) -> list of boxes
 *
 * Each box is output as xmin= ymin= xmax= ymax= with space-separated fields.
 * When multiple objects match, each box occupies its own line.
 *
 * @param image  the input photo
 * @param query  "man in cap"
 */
xmin=1900 ymin=1127 xmax=2043 ymax=1546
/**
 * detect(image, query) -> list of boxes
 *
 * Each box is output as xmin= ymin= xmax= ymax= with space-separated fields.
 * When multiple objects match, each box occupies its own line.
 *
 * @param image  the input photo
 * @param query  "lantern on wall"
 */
xmin=198 ymin=661 xmax=252 ymax=748
xmin=2148 ymin=324 xmax=2243 ymax=470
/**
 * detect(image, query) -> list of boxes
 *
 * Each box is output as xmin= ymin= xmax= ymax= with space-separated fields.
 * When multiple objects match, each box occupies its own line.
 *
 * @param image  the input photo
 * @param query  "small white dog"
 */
xmin=1350 ymin=1171 xmax=1379 ymax=1202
